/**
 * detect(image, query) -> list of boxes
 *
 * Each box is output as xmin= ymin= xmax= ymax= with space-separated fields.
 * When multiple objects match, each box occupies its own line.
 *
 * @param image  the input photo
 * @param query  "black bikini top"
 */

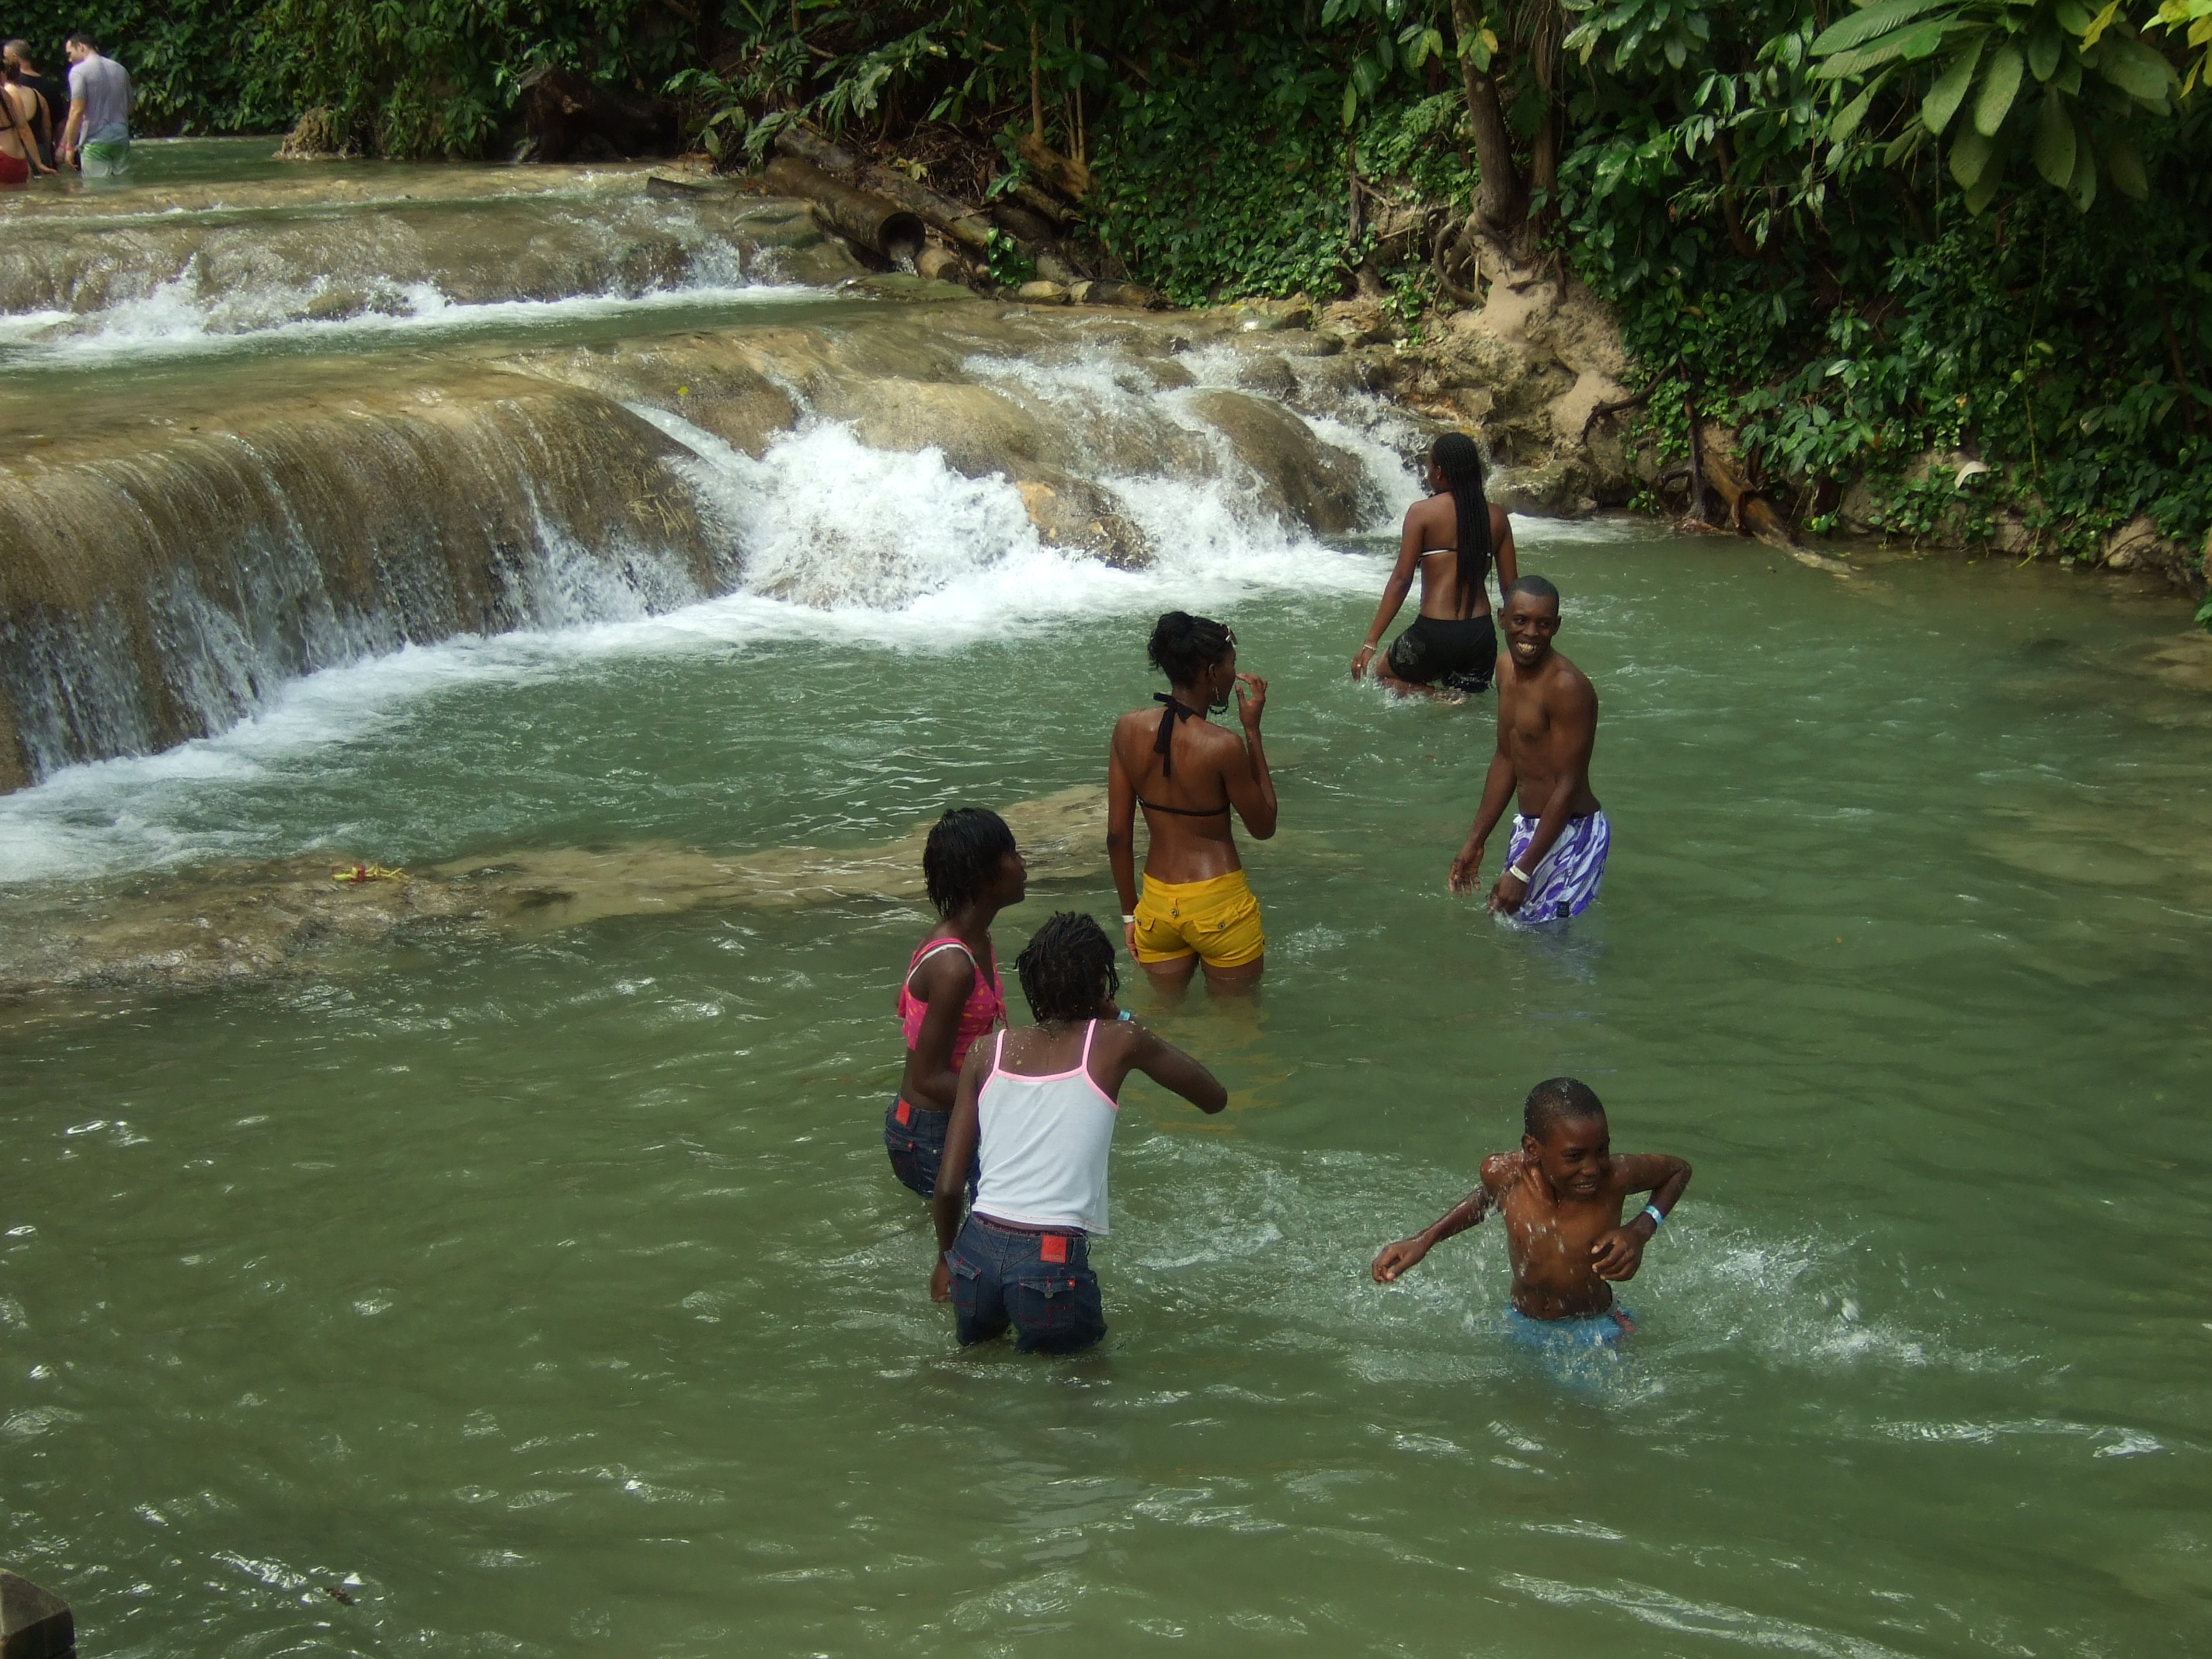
xmin=1140 ymin=694 xmax=1231 ymax=816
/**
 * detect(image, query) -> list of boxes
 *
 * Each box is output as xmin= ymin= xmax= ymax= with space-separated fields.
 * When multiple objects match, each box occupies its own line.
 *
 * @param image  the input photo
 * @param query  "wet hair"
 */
xmin=1431 ymin=432 xmax=1495 ymax=618
xmin=1015 ymin=912 xmax=1119 ymax=1023
xmin=1525 ymin=1076 xmax=1606 ymax=1140
xmin=921 ymin=806 xmax=1017 ymax=916
xmin=1147 ymin=611 xmax=1234 ymax=690
xmin=1504 ymin=573 xmax=1560 ymax=610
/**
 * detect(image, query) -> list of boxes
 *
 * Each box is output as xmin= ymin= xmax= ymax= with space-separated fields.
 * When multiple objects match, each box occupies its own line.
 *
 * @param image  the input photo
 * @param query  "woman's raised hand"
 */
xmin=1235 ymin=673 xmax=1268 ymax=731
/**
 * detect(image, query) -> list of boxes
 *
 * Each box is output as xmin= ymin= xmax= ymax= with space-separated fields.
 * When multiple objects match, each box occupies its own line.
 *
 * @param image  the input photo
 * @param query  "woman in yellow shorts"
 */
xmin=1106 ymin=611 xmax=1278 ymax=991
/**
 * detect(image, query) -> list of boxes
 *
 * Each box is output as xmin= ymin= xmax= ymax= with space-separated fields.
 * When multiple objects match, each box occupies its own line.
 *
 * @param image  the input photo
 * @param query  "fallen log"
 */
xmin=767 ymin=119 xmax=1010 ymax=259
xmin=917 ymin=245 xmax=971 ymax=284
xmin=1696 ymin=424 xmax=1854 ymax=572
xmin=857 ymin=166 xmax=996 ymax=255
xmin=1073 ymin=280 xmax=1163 ymax=309
xmin=762 ymin=157 xmax=926 ymax=263
xmin=1017 ymin=133 xmax=1093 ymax=201
xmin=990 ymin=200 xmax=1057 ymax=244
xmin=772 ymin=121 xmax=858 ymax=177
xmin=1010 ymin=182 xmax=1076 ymax=225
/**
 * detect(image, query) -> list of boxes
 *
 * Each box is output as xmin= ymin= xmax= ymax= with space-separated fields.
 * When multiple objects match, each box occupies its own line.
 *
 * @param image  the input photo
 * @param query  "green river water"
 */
xmin=2 ymin=141 xmax=2210 ymax=1659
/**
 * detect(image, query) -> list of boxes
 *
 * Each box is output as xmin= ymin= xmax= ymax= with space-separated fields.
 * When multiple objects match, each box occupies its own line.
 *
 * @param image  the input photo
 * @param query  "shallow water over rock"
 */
xmin=0 ymin=144 xmax=1421 ymax=791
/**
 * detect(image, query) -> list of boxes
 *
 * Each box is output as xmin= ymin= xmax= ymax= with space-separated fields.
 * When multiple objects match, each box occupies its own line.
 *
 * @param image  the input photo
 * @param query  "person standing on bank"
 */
xmin=1352 ymin=431 xmax=1518 ymax=698
xmin=885 ymin=808 xmax=1026 ymax=1202
xmin=930 ymin=913 xmax=1226 ymax=1355
xmin=1108 ymin=612 xmax=1276 ymax=991
xmin=60 ymin=33 xmax=130 ymax=177
xmin=1448 ymin=576 xmax=1610 ymax=925
xmin=0 ymin=58 xmax=54 ymax=184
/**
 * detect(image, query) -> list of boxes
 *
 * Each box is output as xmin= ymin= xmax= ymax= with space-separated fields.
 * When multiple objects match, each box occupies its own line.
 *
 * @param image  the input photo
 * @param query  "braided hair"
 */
xmin=1431 ymin=432 xmax=1495 ymax=620
xmin=1147 ymin=611 xmax=1235 ymax=694
xmin=922 ymin=806 xmax=1017 ymax=916
xmin=1015 ymin=912 xmax=1120 ymax=1024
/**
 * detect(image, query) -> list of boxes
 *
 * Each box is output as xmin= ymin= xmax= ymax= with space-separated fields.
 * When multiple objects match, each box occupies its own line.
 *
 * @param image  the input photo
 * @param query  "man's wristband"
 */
xmin=1121 ymin=913 xmax=1136 ymax=926
xmin=1507 ymin=864 xmax=1532 ymax=883
xmin=1641 ymin=1203 xmax=1666 ymax=1229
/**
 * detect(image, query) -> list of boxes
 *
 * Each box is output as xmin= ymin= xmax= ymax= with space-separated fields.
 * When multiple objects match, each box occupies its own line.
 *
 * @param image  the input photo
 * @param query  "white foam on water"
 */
xmin=0 ymin=393 xmax=1393 ymax=885
xmin=4 ymin=276 xmax=825 ymax=369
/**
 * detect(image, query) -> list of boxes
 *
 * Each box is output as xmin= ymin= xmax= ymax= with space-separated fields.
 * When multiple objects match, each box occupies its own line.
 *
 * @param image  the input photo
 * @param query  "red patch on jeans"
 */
xmin=895 ymin=1100 xmax=910 ymax=1125
xmin=1039 ymin=1233 xmax=1068 ymax=1264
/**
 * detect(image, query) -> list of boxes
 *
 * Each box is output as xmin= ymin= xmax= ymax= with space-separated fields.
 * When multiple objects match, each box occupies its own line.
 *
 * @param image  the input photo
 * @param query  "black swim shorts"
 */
xmin=1386 ymin=614 xmax=1497 ymax=694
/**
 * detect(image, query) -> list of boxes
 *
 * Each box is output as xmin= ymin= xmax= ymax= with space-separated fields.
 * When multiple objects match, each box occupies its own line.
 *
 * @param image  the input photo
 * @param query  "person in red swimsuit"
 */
xmin=885 ymin=807 xmax=1028 ymax=1199
xmin=0 ymin=61 xmax=55 ymax=186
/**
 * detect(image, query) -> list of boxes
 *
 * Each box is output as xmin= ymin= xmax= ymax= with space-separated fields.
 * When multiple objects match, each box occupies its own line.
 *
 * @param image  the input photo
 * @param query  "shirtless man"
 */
xmin=1447 ymin=575 xmax=1609 ymax=925
xmin=1351 ymin=431 xmax=1517 ymax=699
xmin=1370 ymin=1077 xmax=1691 ymax=1350
xmin=1107 ymin=611 xmax=1276 ymax=992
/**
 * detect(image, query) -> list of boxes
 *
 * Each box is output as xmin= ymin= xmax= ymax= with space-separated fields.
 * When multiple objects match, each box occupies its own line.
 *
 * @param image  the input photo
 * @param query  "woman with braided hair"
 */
xmin=1105 ymin=611 xmax=1277 ymax=991
xmin=929 ymin=912 xmax=1226 ymax=1354
xmin=1351 ymin=431 xmax=1518 ymax=698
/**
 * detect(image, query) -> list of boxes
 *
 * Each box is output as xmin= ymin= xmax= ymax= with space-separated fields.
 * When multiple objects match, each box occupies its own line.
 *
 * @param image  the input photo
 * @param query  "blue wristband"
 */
xmin=1641 ymin=1203 xmax=1665 ymax=1229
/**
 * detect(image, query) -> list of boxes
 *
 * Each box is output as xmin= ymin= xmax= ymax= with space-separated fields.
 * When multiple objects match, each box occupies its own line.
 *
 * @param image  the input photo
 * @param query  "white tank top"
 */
xmin=970 ymin=1021 xmax=1120 ymax=1235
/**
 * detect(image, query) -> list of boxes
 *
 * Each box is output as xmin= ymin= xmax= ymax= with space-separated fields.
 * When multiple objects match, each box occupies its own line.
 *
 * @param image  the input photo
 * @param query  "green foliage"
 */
xmin=14 ymin=5 xmax=290 ymax=134
xmin=1809 ymin=0 xmax=2198 ymax=212
xmin=1556 ymin=0 xmax=2210 ymax=569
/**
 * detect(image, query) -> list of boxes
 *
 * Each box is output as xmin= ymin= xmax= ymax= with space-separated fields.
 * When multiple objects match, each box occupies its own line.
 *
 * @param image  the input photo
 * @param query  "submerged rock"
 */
xmin=0 ymin=786 xmax=1111 ymax=1006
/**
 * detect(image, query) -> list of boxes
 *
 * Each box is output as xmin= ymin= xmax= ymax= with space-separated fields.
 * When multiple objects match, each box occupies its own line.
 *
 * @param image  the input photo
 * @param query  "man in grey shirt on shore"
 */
xmin=61 ymin=33 xmax=129 ymax=176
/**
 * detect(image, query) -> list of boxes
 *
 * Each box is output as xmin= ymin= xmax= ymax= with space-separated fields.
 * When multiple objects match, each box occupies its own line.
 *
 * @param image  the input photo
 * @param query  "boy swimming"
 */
xmin=1369 ymin=1078 xmax=1691 ymax=1349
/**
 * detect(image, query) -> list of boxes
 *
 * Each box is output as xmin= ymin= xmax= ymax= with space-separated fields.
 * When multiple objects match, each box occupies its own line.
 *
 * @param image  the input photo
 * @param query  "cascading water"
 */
xmin=0 ymin=151 xmax=1431 ymax=802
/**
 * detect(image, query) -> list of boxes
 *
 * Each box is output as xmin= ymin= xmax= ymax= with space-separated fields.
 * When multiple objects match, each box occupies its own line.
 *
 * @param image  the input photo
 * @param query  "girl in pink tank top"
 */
xmin=885 ymin=809 xmax=1028 ymax=1202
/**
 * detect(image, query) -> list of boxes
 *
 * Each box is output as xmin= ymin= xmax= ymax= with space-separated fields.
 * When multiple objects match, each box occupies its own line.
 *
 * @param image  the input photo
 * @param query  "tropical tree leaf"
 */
xmin=2066 ymin=130 xmax=2097 ymax=207
xmin=2079 ymin=0 xmax=2122 ymax=46
xmin=2028 ymin=25 xmax=2063 ymax=82
xmin=1832 ymin=78 xmax=1879 ymax=141
xmin=1924 ymin=39 xmax=1984 ymax=131
xmin=2106 ymin=132 xmax=2150 ymax=197
xmin=1815 ymin=16 xmax=1953 ymax=77
xmin=1975 ymin=42 xmax=2025 ymax=134
xmin=1950 ymin=121 xmax=1996 ymax=186
xmin=2032 ymin=85 xmax=2076 ymax=182
xmin=1963 ymin=129 xmax=2010 ymax=209
xmin=1810 ymin=0 xmax=1953 ymax=58
xmin=2097 ymin=33 xmax=2177 ymax=99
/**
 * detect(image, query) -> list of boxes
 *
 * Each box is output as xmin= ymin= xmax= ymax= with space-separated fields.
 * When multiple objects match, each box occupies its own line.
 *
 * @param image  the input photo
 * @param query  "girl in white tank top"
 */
xmin=927 ymin=913 xmax=1229 ymax=1355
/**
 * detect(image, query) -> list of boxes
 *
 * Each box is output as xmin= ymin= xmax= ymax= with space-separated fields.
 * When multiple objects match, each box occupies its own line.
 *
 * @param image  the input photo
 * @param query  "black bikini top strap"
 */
xmin=1152 ymin=693 xmax=1200 ymax=777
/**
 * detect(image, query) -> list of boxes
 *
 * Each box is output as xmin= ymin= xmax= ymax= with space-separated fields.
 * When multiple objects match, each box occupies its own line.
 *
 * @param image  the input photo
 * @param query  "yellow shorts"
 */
xmin=1131 ymin=869 xmax=1265 ymax=968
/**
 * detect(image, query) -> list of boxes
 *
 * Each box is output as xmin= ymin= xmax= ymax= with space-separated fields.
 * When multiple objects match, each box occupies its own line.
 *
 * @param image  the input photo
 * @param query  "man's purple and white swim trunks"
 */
xmin=1499 ymin=810 xmax=1611 ymax=927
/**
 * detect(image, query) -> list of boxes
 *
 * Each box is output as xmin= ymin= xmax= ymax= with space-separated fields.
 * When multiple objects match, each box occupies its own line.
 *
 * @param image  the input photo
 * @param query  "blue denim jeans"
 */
xmin=883 ymin=1096 xmax=974 ymax=1201
xmin=946 ymin=1216 xmax=1106 ymax=1355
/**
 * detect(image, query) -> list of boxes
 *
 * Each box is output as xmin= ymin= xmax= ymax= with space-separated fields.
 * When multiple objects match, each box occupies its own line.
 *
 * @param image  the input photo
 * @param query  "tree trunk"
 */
xmin=1530 ymin=3 xmax=1563 ymax=213
xmin=1450 ymin=0 xmax=1527 ymax=235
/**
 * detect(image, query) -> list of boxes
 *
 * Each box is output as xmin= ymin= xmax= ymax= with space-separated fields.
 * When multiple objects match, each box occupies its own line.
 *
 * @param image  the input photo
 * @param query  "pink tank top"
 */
xmin=896 ymin=936 xmax=1006 ymax=1080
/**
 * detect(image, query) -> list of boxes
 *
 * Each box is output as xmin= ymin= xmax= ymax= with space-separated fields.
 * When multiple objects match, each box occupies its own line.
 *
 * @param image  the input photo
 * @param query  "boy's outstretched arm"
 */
xmin=1589 ymin=1153 xmax=1692 ymax=1282
xmin=1372 ymin=1155 xmax=1516 ymax=1282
